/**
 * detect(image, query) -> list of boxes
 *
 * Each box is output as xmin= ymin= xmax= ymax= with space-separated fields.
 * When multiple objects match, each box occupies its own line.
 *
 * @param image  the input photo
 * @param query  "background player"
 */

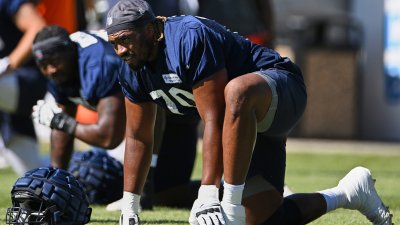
xmin=0 ymin=0 xmax=47 ymax=175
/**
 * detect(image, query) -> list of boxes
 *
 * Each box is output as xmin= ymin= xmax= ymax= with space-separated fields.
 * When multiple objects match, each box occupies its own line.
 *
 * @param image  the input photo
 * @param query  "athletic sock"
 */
xmin=122 ymin=191 xmax=141 ymax=215
xmin=222 ymin=182 xmax=244 ymax=205
xmin=318 ymin=187 xmax=347 ymax=212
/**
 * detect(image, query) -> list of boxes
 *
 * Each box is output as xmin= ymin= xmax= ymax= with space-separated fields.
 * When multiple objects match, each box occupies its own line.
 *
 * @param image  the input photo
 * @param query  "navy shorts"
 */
xmin=246 ymin=58 xmax=307 ymax=195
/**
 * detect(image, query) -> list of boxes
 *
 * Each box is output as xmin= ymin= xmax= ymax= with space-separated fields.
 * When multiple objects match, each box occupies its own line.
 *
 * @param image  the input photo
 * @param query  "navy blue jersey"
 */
xmin=48 ymin=31 xmax=128 ymax=111
xmin=119 ymin=15 xmax=282 ymax=116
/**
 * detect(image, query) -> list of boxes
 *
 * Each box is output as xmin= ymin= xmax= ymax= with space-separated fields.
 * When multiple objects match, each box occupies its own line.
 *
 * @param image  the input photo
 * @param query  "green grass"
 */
xmin=1 ymin=149 xmax=399 ymax=224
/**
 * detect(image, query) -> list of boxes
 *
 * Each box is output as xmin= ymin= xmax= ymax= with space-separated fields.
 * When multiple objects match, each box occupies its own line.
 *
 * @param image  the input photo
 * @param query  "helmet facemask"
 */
xmin=6 ymin=191 xmax=55 ymax=225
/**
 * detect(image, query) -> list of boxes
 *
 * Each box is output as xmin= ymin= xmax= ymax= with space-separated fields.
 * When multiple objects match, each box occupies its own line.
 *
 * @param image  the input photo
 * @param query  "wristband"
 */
xmin=122 ymin=191 xmax=141 ymax=215
xmin=50 ymin=112 xmax=77 ymax=134
xmin=198 ymin=185 xmax=219 ymax=200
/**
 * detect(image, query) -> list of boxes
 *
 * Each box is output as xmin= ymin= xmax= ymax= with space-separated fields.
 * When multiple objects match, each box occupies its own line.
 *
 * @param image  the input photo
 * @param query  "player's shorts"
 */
xmin=244 ymin=57 xmax=307 ymax=196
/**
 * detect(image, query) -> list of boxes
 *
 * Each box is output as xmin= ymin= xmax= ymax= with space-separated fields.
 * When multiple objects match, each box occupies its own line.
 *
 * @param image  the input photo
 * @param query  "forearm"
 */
xmin=124 ymin=137 xmax=153 ymax=194
xmin=9 ymin=28 xmax=41 ymax=68
xmin=74 ymin=122 xmax=125 ymax=149
xmin=50 ymin=130 xmax=74 ymax=169
xmin=10 ymin=2 xmax=46 ymax=69
xmin=201 ymin=121 xmax=223 ymax=186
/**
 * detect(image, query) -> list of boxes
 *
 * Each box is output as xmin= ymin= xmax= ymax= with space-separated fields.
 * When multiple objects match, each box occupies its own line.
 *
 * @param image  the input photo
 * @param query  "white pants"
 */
xmin=0 ymin=74 xmax=19 ymax=113
xmin=0 ymin=134 xmax=43 ymax=176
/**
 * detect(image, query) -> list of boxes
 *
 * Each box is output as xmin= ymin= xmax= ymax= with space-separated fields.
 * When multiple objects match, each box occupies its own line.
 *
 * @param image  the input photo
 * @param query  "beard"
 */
xmin=125 ymin=38 xmax=156 ymax=71
xmin=127 ymin=58 xmax=146 ymax=71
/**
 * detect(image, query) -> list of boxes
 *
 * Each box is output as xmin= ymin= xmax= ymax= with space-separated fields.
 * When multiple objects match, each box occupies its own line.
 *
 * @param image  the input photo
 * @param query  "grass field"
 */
xmin=0 ymin=140 xmax=399 ymax=224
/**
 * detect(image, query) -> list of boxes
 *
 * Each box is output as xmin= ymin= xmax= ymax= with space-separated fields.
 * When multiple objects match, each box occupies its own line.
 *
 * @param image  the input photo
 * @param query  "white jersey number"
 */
xmin=150 ymin=87 xmax=196 ymax=114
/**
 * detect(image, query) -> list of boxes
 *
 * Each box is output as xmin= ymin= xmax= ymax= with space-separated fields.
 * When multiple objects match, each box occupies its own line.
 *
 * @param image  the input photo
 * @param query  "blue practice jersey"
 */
xmin=119 ymin=15 xmax=283 ymax=116
xmin=48 ymin=31 xmax=129 ymax=111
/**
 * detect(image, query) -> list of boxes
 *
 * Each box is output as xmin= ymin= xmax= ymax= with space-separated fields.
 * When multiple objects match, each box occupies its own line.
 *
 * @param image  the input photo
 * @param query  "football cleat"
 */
xmin=337 ymin=166 xmax=393 ymax=225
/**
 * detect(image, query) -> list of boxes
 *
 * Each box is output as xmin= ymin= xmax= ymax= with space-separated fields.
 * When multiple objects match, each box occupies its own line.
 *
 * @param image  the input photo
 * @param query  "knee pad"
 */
xmin=262 ymin=198 xmax=302 ymax=225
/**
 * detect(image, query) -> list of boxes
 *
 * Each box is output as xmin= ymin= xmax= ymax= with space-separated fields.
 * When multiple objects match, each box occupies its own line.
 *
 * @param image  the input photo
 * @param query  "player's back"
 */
xmin=164 ymin=15 xmax=282 ymax=80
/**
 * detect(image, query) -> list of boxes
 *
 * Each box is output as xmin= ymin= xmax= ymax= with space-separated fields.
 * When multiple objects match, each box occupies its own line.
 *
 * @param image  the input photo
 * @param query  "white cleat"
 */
xmin=106 ymin=198 xmax=122 ymax=211
xmin=337 ymin=166 xmax=393 ymax=225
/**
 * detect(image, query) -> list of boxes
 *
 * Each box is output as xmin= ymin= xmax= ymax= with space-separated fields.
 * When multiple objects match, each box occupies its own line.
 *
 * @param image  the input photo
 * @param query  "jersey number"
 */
xmin=150 ymin=87 xmax=196 ymax=114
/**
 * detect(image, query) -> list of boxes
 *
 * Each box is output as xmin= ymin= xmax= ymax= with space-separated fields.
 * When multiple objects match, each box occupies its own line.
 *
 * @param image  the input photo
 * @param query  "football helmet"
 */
xmin=68 ymin=148 xmax=123 ymax=204
xmin=6 ymin=167 xmax=91 ymax=225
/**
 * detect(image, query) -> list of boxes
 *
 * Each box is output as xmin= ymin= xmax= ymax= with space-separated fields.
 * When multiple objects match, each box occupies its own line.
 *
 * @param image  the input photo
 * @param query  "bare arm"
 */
xmin=124 ymin=97 xmax=157 ymax=194
xmin=74 ymin=92 xmax=126 ymax=148
xmin=193 ymin=68 xmax=228 ymax=186
xmin=10 ymin=2 xmax=46 ymax=69
xmin=50 ymin=103 xmax=77 ymax=169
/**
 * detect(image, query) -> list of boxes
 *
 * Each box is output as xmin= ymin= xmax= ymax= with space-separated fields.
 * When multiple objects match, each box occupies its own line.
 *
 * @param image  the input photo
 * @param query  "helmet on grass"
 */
xmin=6 ymin=167 xmax=91 ymax=225
xmin=68 ymin=148 xmax=123 ymax=204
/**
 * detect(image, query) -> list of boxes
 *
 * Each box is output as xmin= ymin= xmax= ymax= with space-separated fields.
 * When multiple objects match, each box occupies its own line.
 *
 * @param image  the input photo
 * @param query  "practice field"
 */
xmin=1 ymin=138 xmax=399 ymax=224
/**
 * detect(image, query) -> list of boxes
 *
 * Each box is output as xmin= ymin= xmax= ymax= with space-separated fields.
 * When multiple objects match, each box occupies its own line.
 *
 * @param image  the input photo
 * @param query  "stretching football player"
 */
xmin=105 ymin=0 xmax=393 ymax=224
xmin=31 ymin=25 xmax=200 ymax=208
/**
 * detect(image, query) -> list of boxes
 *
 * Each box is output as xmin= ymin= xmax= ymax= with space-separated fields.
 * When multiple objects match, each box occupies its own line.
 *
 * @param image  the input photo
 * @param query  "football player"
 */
xmin=106 ymin=0 xmax=393 ymax=224
xmin=0 ymin=0 xmax=47 ymax=175
xmin=31 ymin=25 xmax=201 ymax=209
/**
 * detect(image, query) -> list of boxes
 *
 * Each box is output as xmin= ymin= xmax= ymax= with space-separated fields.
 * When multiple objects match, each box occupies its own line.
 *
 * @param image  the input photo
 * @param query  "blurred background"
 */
xmin=34 ymin=0 xmax=400 ymax=142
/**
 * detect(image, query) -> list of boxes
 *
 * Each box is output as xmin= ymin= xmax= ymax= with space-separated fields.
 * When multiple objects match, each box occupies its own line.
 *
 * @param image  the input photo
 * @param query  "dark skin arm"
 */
xmin=192 ymin=68 xmax=228 ymax=186
xmin=124 ymin=98 xmax=157 ymax=194
xmin=50 ymin=103 xmax=77 ymax=169
xmin=50 ymin=92 xmax=126 ymax=169
xmin=9 ymin=2 xmax=46 ymax=69
xmin=74 ymin=92 xmax=126 ymax=148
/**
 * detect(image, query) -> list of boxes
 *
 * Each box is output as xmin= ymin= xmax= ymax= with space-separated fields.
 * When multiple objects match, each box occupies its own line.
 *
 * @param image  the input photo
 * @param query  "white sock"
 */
xmin=222 ymin=182 xmax=244 ymax=205
xmin=150 ymin=154 xmax=158 ymax=168
xmin=318 ymin=187 xmax=347 ymax=212
xmin=198 ymin=185 xmax=219 ymax=199
xmin=121 ymin=191 xmax=141 ymax=215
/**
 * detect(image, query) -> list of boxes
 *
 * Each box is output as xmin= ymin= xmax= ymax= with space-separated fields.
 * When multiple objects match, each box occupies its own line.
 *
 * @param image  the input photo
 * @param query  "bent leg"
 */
xmin=223 ymin=73 xmax=272 ymax=185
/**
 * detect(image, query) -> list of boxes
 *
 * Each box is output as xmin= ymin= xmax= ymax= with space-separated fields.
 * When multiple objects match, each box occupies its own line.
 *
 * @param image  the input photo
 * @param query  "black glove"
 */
xmin=33 ymin=100 xmax=77 ymax=135
xmin=50 ymin=112 xmax=77 ymax=134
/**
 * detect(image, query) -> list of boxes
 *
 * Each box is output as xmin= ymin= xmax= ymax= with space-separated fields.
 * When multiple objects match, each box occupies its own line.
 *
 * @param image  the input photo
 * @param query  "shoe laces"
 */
xmin=370 ymin=203 xmax=393 ymax=225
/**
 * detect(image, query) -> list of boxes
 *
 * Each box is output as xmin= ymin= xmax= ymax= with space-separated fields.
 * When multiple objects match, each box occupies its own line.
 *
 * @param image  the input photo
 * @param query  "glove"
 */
xmin=221 ymin=201 xmax=246 ymax=225
xmin=0 ymin=57 xmax=10 ymax=75
xmin=189 ymin=185 xmax=226 ymax=225
xmin=119 ymin=213 xmax=140 ymax=225
xmin=32 ymin=100 xmax=77 ymax=134
xmin=189 ymin=199 xmax=225 ymax=225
